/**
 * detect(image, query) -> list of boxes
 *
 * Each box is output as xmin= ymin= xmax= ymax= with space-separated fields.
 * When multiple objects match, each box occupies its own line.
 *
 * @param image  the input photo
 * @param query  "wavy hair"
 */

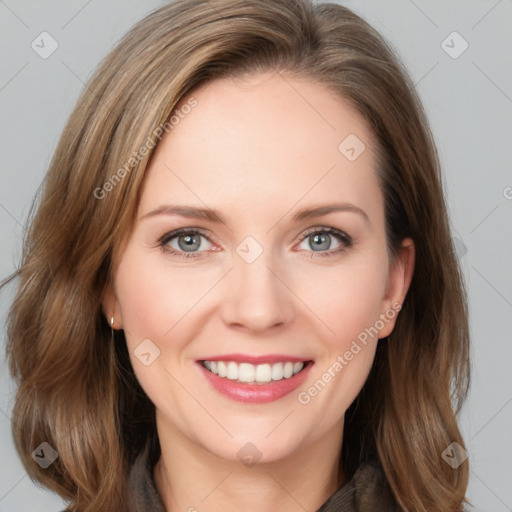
xmin=2 ymin=0 xmax=470 ymax=510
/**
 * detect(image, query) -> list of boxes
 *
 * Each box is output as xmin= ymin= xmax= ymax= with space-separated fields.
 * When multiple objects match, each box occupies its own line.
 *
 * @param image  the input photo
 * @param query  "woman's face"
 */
xmin=106 ymin=72 xmax=413 ymax=464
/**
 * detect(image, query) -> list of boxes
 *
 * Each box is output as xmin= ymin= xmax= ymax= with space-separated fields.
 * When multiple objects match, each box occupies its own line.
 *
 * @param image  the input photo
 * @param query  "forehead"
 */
xmin=138 ymin=72 xmax=383 ymax=227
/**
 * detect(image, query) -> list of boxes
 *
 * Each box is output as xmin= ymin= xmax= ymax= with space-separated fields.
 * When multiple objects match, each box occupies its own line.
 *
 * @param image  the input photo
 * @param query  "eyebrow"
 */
xmin=139 ymin=202 xmax=369 ymax=224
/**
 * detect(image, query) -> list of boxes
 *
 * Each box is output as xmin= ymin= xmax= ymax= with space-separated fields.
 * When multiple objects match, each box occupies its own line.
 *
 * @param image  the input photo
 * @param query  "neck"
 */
xmin=153 ymin=414 xmax=345 ymax=512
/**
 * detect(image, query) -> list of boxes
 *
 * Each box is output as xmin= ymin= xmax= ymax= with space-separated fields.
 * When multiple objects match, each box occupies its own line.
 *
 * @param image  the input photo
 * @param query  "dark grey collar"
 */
xmin=127 ymin=443 xmax=397 ymax=512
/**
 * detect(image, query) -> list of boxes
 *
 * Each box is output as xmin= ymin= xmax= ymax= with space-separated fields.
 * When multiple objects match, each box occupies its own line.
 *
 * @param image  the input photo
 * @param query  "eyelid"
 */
xmin=297 ymin=226 xmax=352 ymax=244
xmin=159 ymin=227 xmax=215 ymax=246
xmin=158 ymin=225 xmax=353 ymax=259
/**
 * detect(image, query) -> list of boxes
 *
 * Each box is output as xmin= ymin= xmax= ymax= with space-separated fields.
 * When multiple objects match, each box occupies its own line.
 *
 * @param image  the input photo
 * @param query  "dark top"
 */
xmin=125 ymin=442 xmax=399 ymax=512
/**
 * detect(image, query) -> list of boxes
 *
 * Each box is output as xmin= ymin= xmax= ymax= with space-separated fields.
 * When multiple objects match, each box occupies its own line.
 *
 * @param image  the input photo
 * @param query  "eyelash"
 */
xmin=158 ymin=226 xmax=353 ymax=260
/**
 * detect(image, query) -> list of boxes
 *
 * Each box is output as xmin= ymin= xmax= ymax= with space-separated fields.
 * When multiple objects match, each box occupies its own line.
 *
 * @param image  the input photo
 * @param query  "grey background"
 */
xmin=1 ymin=0 xmax=511 ymax=510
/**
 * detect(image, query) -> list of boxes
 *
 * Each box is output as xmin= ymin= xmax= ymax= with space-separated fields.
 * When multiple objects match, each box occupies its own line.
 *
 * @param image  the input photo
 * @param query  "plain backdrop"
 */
xmin=1 ymin=1 xmax=511 ymax=511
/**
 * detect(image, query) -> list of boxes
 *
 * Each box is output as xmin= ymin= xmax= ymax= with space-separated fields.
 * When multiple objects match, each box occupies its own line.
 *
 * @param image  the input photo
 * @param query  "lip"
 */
xmin=197 ymin=358 xmax=313 ymax=404
xmin=197 ymin=353 xmax=310 ymax=365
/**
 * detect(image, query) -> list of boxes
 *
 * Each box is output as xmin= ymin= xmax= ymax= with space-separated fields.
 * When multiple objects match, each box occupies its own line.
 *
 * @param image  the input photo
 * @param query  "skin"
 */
xmin=103 ymin=71 xmax=414 ymax=512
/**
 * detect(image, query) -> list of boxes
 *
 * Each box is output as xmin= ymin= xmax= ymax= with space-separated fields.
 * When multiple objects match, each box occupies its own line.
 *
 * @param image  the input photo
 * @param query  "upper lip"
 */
xmin=197 ymin=353 xmax=312 ymax=364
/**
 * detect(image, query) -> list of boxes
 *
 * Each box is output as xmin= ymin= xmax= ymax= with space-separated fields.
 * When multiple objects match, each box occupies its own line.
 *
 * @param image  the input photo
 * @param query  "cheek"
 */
xmin=294 ymin=257 xmax=389 ymax=346
xmin=114 ymin=253 xmax=210 ymax=346
xmin=113 ymin=254 xmax=210 ymax=415
xmin=297 ymin=259 xmax=389 ymax=413
xmin=293 ymin=259 xmax=387 ymax=411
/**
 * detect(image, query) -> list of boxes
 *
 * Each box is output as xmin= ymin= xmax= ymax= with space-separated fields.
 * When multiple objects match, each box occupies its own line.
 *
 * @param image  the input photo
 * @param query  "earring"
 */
xmin=109 ymin=316 xmax=116 ymax=360
xmin=110 ymin=316 xmax=116 ymax=347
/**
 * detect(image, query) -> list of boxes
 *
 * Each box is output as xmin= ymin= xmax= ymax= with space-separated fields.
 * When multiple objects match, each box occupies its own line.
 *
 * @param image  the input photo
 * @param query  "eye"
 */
xmin=159 ymin=228 xmax=216 ymax=259
xmin=158 ymin=226 xmax=353 ymax=260
xmin=296 ymin=227 xmax=353 ymax=257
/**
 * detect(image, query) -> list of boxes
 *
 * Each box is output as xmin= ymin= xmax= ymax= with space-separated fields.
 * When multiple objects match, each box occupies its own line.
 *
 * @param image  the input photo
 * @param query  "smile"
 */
xmin=197 ymin=354 xmax=313 ymax=403
xmin=201 ymin=360 xmax=305 ymax=384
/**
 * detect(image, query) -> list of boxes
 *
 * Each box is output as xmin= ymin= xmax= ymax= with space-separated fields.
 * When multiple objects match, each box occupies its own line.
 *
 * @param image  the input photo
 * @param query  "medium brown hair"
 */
xmin=3 ymin=0 xmax=470 ymax=510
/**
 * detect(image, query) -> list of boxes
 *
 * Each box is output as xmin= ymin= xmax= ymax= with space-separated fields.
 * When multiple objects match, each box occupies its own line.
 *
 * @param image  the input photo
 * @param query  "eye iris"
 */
xmin=169 ymin=230 xmax=341 ymax=255
xmin=178 ymin=233 xmax=201 ymax=252
xmin=310 ymin=233 xmax=330 ymax=251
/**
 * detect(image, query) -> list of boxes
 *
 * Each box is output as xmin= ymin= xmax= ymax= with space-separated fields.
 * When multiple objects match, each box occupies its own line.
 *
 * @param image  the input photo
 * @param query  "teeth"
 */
xmin=293 ymin=362 xmax=303 ymax=374
xmin=226 ymin=361 xmax=238 ymax=380
xmin=202 ymin=360 xmax=305 ymax=383
xmin=271 ymin=362 xmax=283 ymax=380
xmin=255 ymin=363 xmax=272 ymax=383
xmin=217 ymin=361 xmax=227 ymax=377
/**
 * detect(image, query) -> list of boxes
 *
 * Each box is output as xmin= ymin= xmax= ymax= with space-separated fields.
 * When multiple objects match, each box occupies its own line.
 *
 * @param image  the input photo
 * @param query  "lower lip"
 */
xmin=199 ymin=362 xmax=313 ymax=404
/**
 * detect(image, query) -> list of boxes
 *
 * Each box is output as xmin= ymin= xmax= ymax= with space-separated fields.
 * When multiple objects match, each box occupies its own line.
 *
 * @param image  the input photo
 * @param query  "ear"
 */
xmin=101 ymin=280 xmax=123 ymax=330
xmin=377 ymin=237 xmax=415 ymax=338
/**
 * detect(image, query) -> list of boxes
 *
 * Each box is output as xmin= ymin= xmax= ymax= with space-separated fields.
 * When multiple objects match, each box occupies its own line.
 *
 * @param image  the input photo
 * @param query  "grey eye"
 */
xmin=163 ymin=231 xmax=213 ymax=253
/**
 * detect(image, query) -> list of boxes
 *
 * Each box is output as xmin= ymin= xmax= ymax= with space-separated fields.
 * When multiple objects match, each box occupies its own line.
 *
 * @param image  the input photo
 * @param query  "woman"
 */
xmin=3 ymin=0 xmax=470 ymax=510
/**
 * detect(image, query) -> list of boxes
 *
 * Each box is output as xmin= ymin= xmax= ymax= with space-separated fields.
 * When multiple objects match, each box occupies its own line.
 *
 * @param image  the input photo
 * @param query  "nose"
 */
xmin=219 ymin=247 xmax=296 ymax=334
